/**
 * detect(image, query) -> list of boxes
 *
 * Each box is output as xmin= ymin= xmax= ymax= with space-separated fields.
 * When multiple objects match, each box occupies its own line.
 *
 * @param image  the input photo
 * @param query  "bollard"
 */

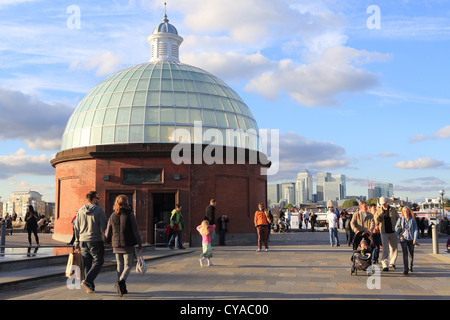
xmin=432 ymin=225 xmax=439 ymax=254
xmin=1 ymin=221 xmax=6 ymax=247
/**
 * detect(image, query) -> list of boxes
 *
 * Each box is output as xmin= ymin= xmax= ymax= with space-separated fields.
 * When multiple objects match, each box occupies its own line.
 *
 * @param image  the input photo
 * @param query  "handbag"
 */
xmin=65 ymin=249 xmax=85 ymax=280
xmin=396 ymin=217 xmax=404 ymax=235
xmin=136 ymin=254 xmax=147 ymax=275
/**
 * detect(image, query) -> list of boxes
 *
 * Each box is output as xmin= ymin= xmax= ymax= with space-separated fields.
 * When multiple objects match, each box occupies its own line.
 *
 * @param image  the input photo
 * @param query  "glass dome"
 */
xmin=61 ymin=61 xmax=261 ymax=151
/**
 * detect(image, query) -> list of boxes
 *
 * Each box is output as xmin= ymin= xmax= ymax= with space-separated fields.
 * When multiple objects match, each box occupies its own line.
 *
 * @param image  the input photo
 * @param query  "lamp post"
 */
xmin=439 ymin=190 xmax=445 ymax=218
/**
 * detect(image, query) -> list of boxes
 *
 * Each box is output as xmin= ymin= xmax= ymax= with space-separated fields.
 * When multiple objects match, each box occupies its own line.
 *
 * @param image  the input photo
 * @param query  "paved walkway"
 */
xmin=0 ymin=230 xmax=449 ymax=302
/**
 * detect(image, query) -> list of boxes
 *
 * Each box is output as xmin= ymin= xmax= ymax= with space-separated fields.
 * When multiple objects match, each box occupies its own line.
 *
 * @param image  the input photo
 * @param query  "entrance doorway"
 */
xmin=152 ymin=192 xmax=176 ymax=246
xmin=153 ymin=193 xmax=176 ymax=224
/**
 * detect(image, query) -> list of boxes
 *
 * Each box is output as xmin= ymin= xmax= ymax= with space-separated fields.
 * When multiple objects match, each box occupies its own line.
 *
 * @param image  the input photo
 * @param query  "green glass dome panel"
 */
xmin=61 ymin=61 xmax=261 ymax=151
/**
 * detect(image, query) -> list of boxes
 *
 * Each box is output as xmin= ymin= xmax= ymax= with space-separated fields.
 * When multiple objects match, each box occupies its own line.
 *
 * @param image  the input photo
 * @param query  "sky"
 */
xmin=0 ymin=0 xmax=449 ymax=203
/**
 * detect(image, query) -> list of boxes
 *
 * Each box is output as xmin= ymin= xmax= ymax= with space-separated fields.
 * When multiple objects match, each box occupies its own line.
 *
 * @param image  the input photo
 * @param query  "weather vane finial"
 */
xmin=163 ymin=2 xmax=168 ymax=22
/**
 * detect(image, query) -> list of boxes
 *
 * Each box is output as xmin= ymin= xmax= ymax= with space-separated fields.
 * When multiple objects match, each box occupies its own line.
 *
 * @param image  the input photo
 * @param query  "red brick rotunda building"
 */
xmin=51 ymin=13 xmax=269 ymax=246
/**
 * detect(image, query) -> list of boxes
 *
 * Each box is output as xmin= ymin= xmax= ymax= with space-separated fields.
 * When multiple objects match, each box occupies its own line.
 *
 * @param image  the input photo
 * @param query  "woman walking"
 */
xmin=105 ymin=195 xmax=142 ymax=297
xmin=24 ymin=205 xmax=39 ymax=246
xmin=395 ymin=206 xmax=418 ymax=275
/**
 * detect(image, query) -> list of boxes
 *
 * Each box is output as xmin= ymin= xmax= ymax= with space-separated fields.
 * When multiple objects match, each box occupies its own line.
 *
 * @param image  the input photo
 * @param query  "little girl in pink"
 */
xmin=196 ymin=220 xmax=215 ymax=267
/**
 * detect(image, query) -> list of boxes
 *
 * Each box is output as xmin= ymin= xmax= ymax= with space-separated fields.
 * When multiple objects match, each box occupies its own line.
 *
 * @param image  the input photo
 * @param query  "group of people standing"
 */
xmin=346 ymin=196 xmax=418 ymax=275
xmin=70 ymin=190 xmax=420 ymax=300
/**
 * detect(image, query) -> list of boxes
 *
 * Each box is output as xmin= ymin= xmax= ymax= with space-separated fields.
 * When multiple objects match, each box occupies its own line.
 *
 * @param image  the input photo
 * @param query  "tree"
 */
xmin=283 ymin=203 xmax=294 ymax=210
xmin=367 ymin=198 xmax=378 ymax=206
xmin=342 ymin=199 xmax=359 ymax=209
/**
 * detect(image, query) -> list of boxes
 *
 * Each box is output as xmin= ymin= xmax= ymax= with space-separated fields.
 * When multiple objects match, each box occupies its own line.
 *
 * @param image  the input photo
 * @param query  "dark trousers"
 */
xmin=256 ymin=226 xmax=269 ymax=249
xmin=81 ymin=241 xmax=104 ymax=286
xmin=27 ymin=228 xmax=39 ymax=245
xmin=372 ymin=233 xmax=381 ymax=262
xmin=219 ymin=229 xmax=226 ymax=245
xmin=169 ymin=230 xmax=183 ymax=249
xmin=400 ymin=240 xmax=415 ymax=272
xmin=345 ymin=229 xmax=354 ymax=245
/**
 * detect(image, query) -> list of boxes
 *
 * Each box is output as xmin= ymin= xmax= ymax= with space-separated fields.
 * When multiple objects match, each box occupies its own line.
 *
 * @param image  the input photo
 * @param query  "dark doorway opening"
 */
xmin=152 ymin=193 xmax=176 ymax=246
xmin=153 ymin=193 xmax=176 ymax=224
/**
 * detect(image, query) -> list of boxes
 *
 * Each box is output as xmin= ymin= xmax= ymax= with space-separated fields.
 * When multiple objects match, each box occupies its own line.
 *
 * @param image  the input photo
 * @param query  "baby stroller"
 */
xmin=351 ymin=232 xmax=374 ymax=276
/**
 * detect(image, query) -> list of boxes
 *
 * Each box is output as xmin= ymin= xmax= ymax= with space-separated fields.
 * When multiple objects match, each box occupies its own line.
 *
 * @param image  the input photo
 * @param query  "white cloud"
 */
xmin=409 ymin=134 xmax=429 ymax=143
xmin=245 ymin=46 xmax=390 ymax=107
xmin=433 ymin=125 xmax=450 ymax=139
xmin=268 ymin=131 xmax=351 ymax=181
xmin=400 ymin=177 xmax=446 ymax=186
xmin=182 ymin=51 xmax=273 ymax=82
xmin=378 ymin=152 xmax=398 ymax=157
xmin=0 ymin=86 xmax=73 ymax=150
xmin=396 ymin=157 xmax=444 ymax=169
xmin=70 ymin=51 xmax=123 ymax=77
xmin=0 ymin=148 xmax=55 ymax=178
xmin=0 ymin=0 xmax=37 ymax=7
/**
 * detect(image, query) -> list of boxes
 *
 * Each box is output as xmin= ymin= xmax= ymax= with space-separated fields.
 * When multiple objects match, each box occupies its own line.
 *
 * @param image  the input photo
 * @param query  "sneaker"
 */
xmin=382 ymin=267 xmax=389 ymax=272
xmin=390 ymin=264 xmax=396 ymax=270
xmin=265 ymin=248 xmax=269 ymax=252
xmin=199 ymin=258 xmax=205 ymax=267
xmin=81 ymin=280 xmax=95 ymax=293
xmin=256 ymin=249 xmax=261 ymax=252
xmin=207 ymin=260 xmax=213 ymax=266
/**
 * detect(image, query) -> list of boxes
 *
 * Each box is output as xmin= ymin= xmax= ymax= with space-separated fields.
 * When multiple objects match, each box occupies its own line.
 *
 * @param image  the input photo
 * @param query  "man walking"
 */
xmin=205 ymin=199 xmax=217 ymax=244
xmin=375 ymin=197 xmax=399 ymax=271
xmin=168 ymin=204 xmax=185 ymax=249
xmin=326 ymin=202 xmax=340 ymax=247
xmin=351 ymin=201 xmax=374 ymax=237
xmin=75 ymin=191 xmax=107 ymax=293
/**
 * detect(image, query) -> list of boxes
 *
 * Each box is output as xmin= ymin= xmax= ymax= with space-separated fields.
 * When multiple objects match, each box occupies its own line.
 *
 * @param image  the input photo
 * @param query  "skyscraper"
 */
xmin=296 ymin=169 xmax=313 ymax=204
xmin=372 ymin=183 xmax=394 ymax=198
xmin=317 ymin=172 xmax=346 ymax=203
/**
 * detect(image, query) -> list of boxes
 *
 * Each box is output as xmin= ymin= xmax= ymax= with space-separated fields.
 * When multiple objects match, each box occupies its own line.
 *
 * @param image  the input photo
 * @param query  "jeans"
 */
xmin=81 ymin=241 xmax=104 ymax=286
xmin=169 ymin=230 xmax=183 ymax=248
xmin=329 ymin=227 xmax=340 ymax=246
xmin=372 ymin=233 xmax=381 ymax=262
xmin=304 ymin=219 xmax=309 ymax=229
xmin=400 ymin=240 xmax=415 ymax=272
xmin=115 ymin=253 xmax=133 ymax=282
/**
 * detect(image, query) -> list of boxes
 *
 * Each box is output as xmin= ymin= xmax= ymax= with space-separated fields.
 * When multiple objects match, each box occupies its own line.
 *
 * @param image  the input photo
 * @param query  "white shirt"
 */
xmin=327 ymin=211 xmax=338 ymax=228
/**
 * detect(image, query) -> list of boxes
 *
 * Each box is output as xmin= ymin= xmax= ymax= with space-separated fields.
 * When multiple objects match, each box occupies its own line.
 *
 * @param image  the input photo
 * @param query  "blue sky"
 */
xmin=0 ymin=0 xmax=449 ymax=203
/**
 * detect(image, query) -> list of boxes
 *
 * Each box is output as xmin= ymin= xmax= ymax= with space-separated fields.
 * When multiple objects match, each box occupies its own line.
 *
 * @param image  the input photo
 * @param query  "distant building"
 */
xmin=370 ymin=183 xmax=394 ymax=198
xmin=317 ymin=172 xmax=346 ymax=204
xmin=281 ymin=183 xmax=295 ymax=205
xmin=267 ymin=183 xmax=282 ymax=206
xmin=3 ymin=191 xmax=46 ymax=219
xmin=296 ymin=169 xmax=313 ymax=204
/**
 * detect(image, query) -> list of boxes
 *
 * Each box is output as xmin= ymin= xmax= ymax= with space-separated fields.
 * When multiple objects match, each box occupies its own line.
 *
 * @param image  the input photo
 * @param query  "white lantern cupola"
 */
xmin=147 ymin=7 xmax=183 ymax=63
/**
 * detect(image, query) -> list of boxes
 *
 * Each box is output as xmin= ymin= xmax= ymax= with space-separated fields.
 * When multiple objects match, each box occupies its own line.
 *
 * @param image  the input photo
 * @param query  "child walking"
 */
xmin=197 ymin=220 xmax=215 ymax=267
